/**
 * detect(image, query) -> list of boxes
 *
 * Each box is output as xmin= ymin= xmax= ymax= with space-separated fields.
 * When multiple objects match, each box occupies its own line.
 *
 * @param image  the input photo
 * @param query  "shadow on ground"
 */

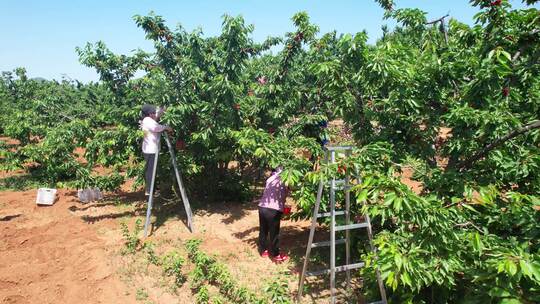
xmin=0 ymin=174 xmax=50 ymax=191
xmin=70 ymin=190 xmax=148 ymax=224
xmin=0 ymin=214 xmax=22 ymax=221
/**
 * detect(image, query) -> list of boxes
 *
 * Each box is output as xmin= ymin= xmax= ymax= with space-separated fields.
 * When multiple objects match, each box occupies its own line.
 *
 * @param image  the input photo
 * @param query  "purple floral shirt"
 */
xmin=258 ymin=169 xmax=288 ymax=212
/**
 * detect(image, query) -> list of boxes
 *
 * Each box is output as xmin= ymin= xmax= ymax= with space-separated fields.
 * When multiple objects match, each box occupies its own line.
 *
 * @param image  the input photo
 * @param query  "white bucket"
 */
xmin=36 ymin=188 xmax=57 ymax=205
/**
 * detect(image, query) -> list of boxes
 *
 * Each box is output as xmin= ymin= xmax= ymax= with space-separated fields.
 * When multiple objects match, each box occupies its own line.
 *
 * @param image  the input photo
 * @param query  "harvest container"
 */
xmin=36 ymin=188 xmax=57 ymax=206
xmin=77 ymin=188 xmax=103 ymax=203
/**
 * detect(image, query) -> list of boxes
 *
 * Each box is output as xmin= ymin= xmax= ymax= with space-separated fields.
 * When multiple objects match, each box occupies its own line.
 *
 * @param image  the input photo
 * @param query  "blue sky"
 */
xmin=0 ymin=0 xmax=536 ymax=82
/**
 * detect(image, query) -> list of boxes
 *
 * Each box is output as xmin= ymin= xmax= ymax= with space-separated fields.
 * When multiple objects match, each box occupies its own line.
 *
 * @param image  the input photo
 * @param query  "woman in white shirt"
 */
xmin=140 ymin=104 xmax=172 ymax=195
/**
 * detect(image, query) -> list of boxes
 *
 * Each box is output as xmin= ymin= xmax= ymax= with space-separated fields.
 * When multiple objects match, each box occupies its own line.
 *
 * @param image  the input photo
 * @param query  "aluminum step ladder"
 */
xmin=297 ymin=146 xmax=387 ymax=304
xmin=144 ymin=132 xmax=194 ymax=236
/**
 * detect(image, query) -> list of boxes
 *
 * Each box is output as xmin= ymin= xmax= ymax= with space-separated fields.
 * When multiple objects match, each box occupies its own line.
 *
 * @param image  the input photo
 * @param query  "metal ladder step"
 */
xmin=317 ymin=210 xmax=346 ymax=218
xmin=335 ymin=222 xmax=369 ymax=232
xmin=326 ymin=146 xmax=354 ymax=151
xmin=297 ymin=147 xmax=387 ymax=304
xmin=328 ymin=179 xmax=352 ymax=190
xmin=306 ymin=262 xmax=365 ymax=277
xmin=311 ymin=238 xmax=346 ymax=248
xmin=328 ymin=179 xmax=346 ymax=185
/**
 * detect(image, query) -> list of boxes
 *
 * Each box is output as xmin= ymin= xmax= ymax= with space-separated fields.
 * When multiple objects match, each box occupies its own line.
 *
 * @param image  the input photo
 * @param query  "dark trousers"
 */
xmin=258 ymin=207 xmax=282 ymax=256
xmin=143 ymin=153 xmax=156 ymax=193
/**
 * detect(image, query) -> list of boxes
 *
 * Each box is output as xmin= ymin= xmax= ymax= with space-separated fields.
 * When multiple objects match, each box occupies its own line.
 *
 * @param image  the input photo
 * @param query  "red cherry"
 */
xmin=490 ymin=0 xmax=501 ymax=6
xmin=175 ymin=139 xmax=186 ymax=150
xmin=233 ymin=103 xmax=240 ymax=110
xmin=502 ymin=87 xmax=510 ymax=97
xmin=268 ymin=128 xmax=275 ymax=134
xmin=354 ymin=215 xmax=365 ymax=222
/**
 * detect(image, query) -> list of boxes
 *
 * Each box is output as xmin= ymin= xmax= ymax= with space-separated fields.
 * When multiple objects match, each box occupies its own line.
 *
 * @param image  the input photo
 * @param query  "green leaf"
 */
xmin=472 ymin=232 xmax=483 ymax=254
xmin=505 ymin=260 xmax=518 ymax=276
xmin=394 ymin=197 xmax=403 ymax=211
xmin=499 ymin=299 xmax=522 ymax=304
xmin=401 ymin=272 xmax=412 ymax=287
xmin=488 ymin=49 xmax=496 ymax=60
xmin=519 ymin=260 xmax=533 ymax=279
xmin=461 ymin=203 xmax=478 ymax=213
xmin=488 ymin=287 xmax=510 ymax=297
xmin=384 ymin=192 xmax=396 ymax=206
xmin=530 ymin=261 xmax=540 ymax=281
xmin=357 ymin=189 xmax=368 ymax=202
xmin=500 ymin=50 xmax=512 ymax=62
xmin=394 ymin=254 xmax=403 ymax=270
xmin=254 ymin=147 xmax=266 ymax=158
xmin=386 ymin=271 xmax=395 ymax=290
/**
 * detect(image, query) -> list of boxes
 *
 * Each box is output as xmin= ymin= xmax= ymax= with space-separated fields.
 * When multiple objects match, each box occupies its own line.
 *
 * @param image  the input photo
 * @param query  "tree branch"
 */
xmin=426 ymin=14 xmax=449 ymax=25
xmin=454 ymin=221 xmax=484 ymax=233
xmin=457 ymin=120 xmax=540 ymax=171
xmin=512 ymin=29 xmax=540 ymax=62
xmin=425 ymin=14 xmax=450 ymax=44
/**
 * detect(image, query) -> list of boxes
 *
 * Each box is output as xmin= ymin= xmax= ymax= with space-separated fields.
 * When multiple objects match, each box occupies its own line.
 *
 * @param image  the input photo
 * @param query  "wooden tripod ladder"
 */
xmin=297 ymin=146 xmax=387 ymax=304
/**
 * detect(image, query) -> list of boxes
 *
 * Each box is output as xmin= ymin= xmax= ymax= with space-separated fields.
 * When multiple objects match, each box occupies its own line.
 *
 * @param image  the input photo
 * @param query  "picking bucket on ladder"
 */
xmin=297 ymin=146 xmax=387 ymax=304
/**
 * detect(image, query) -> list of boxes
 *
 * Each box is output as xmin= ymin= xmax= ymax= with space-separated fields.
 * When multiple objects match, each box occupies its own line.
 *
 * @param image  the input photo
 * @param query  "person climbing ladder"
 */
xmin=140 ymin=104 xmax=172 ymax=196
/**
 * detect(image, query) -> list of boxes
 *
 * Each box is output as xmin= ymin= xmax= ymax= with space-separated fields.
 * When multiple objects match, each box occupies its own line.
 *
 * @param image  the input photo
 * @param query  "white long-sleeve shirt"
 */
xmin=141 ymin=117 xmax=167 ymax=154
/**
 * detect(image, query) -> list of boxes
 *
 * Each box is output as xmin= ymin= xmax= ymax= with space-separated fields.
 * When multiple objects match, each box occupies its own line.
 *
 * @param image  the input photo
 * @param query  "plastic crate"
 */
xmin=36 ymin=188 xmax=57 ymax=205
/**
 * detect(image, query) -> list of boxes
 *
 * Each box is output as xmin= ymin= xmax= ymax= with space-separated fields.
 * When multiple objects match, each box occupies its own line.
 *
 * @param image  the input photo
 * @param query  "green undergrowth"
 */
xmin=119 ymin=221 xmax=294 ymax=303
xmin=185 ymin=238 xmax=292 ymax=304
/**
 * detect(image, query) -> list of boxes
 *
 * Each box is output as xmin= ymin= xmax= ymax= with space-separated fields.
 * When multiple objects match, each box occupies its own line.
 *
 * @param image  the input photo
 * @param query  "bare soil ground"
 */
xmin=0 ymin=188 xmax=135 ymax=304
xmin=1 ymin=171 xmax=371 ymax=303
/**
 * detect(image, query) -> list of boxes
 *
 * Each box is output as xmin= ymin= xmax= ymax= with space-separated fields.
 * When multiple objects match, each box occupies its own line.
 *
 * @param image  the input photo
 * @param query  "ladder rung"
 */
xmin=328 ymin=179 xmax=346 ymax=185
xmin=327 ymin=179 xmax=352 ymax=190
xmin=306 ymin=262 xmax=365 ymax=277
xmin=333 ymin=185 xmax=351 ymax=190
xmin=325 ymin=146 xmax=354 ymax=151
xmin=335 ymin=222 xmax=369 ymax=232
xmin=311 ymin=238 xmax=346 ymax=248
xmin=317 ymin=210 xmax=346 ymax=218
